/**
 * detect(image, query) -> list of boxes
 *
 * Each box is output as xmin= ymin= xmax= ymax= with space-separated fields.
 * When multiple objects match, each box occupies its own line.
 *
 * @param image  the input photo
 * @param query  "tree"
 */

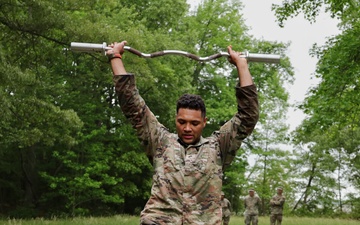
xmin=273 ymin=0 xmax=360 ymax=217
xmin=291 ymin=126 xmax=342 ymax=215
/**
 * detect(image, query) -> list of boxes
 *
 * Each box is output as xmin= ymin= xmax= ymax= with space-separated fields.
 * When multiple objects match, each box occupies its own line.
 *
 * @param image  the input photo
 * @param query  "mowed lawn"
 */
xmin=3 ymin=215 xmax=359 ymax=225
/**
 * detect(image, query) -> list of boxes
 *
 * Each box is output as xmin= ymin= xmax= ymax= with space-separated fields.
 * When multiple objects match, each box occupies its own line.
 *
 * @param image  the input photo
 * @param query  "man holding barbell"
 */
xmin=107 ymin=41 xmax=259 ymax=225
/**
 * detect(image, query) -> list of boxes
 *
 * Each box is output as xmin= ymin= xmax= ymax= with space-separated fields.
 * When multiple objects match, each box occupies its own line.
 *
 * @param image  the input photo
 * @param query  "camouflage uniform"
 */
xmin=244 ymin=192 xmax=261 ymax=225
xmin=270 ymin=191 xmax=285 ymax=225
xmin=221 ymin=197 xmax=232 ymax=225
xmin=113 ymin=74 xmax=259 ymax=225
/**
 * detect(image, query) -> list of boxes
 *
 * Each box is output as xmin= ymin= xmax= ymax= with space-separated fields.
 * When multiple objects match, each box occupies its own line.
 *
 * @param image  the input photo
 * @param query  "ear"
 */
xmin=203 ymin=117 xmax=207 ymax=127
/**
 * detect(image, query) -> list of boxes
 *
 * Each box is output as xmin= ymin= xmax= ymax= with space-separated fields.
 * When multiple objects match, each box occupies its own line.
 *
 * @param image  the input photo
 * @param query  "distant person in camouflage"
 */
xmin=107 ymin=41 xmax=259 ymax=225
xmin=270 ymin=187 xmax=285 ymax=225
xmin=221 ymin=192 xmax=232 ymax=225
xmin=244 ymin=189 xmax=261 ymax=225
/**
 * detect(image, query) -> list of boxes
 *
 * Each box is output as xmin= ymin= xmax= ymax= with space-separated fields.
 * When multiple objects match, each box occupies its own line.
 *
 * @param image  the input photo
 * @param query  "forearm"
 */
xmin=279 ymin=199 xmax=285 ymax=207
xmin=110 ymin=58 xmax=127 ymax=75
xmin=236 ymin=60 xmax=253 ymax=87
xmin=236 ymin=84 xmax=259 ymax=131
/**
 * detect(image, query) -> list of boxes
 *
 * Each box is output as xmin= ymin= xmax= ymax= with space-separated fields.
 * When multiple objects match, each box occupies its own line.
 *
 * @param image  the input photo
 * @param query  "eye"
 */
xmin=192 ymin=121 xmax=200 ymax=126
xmin=177 ymin=119 xmax=185 ymax=124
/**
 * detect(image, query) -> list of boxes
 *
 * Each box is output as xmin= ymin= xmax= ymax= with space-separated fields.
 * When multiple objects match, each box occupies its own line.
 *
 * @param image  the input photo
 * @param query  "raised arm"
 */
xmin=106 ymin=41 xmax=163 ymax=161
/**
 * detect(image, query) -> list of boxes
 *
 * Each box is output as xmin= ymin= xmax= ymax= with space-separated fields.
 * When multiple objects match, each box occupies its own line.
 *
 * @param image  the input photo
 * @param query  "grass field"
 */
xmin=2 ymin=215 xmax=360 ymax=225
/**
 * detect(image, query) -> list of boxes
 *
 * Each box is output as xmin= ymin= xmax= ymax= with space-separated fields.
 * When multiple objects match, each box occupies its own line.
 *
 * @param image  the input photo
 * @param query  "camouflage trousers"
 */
xmin=222 ymin=216 xmax=230 ymax=225
xmin=244 ymin=214 xmax=258 ymax=225
xmin=270 ymin=213 xmax=283 ymax=225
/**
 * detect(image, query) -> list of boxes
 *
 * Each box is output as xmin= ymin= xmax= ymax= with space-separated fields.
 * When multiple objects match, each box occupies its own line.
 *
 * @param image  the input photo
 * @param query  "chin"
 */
xmin=180 ymin=138 xmax=194 ymax=145
xmin=183 ymin=140 xmax=193 ymax=144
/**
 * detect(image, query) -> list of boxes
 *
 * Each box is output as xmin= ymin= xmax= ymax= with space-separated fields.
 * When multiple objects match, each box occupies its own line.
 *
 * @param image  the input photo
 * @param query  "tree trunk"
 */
xmin=20 ymin=146 xmax=38 ymax=207
xmin=291 ymin=163 xmax=316 ymax=212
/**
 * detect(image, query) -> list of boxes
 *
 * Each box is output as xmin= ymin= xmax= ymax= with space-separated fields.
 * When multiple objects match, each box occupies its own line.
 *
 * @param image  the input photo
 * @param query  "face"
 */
xmin=277 ymin=189 xmax=283 ymax=195
xmin=176 ymin=108 xmax=206 ymax=145
xmin=249 ymin=191 xmax=255 ymax=197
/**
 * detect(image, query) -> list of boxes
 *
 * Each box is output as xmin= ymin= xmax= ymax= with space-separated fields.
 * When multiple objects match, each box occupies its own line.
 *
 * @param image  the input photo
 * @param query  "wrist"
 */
xmin=107 ymin=52 xmax=122 ymax=61
xmin=236 ymin=58 xmax=248 ymax=66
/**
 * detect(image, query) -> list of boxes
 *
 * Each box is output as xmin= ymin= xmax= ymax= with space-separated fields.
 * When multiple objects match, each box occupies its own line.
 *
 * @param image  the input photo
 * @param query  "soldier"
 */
xmin=270 ymin=187 xmax=286 ymax=225
xmin=107 ymin=41 xmax=259 ymax=225
xmin=244 ymin=188 xmax=261 ymax=225
xmin=221 ymin=192 xmax=232 ymax=225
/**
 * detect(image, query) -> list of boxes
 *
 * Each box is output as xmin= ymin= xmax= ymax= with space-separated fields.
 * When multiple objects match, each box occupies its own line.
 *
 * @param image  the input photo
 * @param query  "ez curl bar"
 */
xmin=70 ymin=42 xmax=281 ymax=64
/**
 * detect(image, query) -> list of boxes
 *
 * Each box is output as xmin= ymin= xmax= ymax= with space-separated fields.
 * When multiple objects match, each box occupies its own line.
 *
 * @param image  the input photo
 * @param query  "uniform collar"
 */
xmin=177 ymin=136 xmax=208 ymax=148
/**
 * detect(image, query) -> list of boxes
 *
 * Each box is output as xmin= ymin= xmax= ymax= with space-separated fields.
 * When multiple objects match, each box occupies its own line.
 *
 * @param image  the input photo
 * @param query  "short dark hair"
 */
xmin=176 ymin=94 xmax=206 ymax=118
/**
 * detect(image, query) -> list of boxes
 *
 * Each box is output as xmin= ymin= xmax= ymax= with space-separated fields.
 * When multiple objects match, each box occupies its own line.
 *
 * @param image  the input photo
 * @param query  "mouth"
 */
xmin=182 ymin=134 xmax=193 ymax=140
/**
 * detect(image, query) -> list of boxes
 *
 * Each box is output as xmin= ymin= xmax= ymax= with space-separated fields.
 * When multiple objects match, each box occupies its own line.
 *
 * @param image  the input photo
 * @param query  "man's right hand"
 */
xmin=227 ymin=45 xmax=247 ymax=67
xmin=107 ymin=41 xmax=127 ymax=55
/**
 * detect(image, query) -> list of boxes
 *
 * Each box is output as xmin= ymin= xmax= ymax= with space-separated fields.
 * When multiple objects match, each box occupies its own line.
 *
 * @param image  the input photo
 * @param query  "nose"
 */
xmin=184 ymin=123 xmax=191 ymax=132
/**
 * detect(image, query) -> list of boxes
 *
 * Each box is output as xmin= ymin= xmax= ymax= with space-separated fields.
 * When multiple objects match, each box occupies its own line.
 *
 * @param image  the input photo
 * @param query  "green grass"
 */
xmin=230 ymin=216 xmax=360 ymax=225
xmin=2 ymin=215 xmax=359 ymax=225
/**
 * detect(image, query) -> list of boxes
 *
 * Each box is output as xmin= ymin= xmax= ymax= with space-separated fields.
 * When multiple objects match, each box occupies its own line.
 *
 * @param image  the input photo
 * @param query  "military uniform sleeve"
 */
xmin=257 ymin=196 xmax=262 ymax=208
xmin=270 ymin=196 xmax=276 ymax=206
xmin=217 ymin=84 xmax=259 ymax=169
xmin=279 ymin=196 xmax=285 ymax=207
xmin=228 ymin=199 xmax=232 ymax=212
xmin=113 ymin=74 xmax=165 ymax=160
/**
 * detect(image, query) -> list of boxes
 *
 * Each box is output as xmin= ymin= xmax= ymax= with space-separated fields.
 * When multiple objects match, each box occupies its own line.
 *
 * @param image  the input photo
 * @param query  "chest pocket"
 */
xmin=184 ymin=142 xmax=221 ymax=175
xmin=161 ymin=143 xmax=183 ymax=173
xmin=187 ymin=147 xmax=209 ymax=174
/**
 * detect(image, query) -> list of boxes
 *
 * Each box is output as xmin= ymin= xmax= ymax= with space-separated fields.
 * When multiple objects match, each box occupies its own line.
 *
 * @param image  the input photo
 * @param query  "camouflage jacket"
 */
xmin=270 ymin=194 xmax=285 ymax=214
xmin=221 ymin=198 xmax=232 ymax=217
xmin=114 ymin=74 xmax=259 ymax=225
xmin=244 ymin=195 xmax=261 ymax=216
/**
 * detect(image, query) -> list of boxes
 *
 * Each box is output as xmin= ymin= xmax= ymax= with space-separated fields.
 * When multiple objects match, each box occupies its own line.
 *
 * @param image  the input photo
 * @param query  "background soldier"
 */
xmin=270 ymin=187 xmax=286 ymax=225
xmin=244 ymin=188 xmax=261 ymax=225
xmin=221 ymin=192 xmax=232 ymax=225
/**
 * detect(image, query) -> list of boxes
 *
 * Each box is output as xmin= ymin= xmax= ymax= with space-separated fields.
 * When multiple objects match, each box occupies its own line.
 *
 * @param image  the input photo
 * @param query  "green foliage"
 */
xmin=274 ymin=0 xmax=360 ymax=218
xmin=272 ymin=0 xmax=359 ymax=27
xmin=291 ymin=23 xmax=360 ymax=214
